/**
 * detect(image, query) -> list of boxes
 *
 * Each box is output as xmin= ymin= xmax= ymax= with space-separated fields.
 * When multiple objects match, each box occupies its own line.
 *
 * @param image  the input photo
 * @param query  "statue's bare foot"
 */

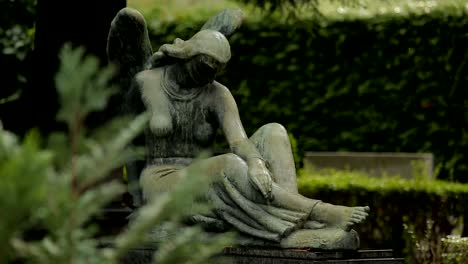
xmin=309 ymin=203 xmax=369 ymax=231
xmin=342 ymin=205 xmax=369 ymax=230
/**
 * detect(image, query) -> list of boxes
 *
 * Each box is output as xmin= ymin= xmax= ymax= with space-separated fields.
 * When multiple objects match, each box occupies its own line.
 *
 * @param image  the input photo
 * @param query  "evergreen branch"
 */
xmin=1 ymin=42 xmax=233 ymax=264
xmin=111 ymin=193 xmax=171 ymax=261
xmin=76 ymin=112 xmax=149 ymax=193
xmin=75 ymin=181 xmax=126 ymax=228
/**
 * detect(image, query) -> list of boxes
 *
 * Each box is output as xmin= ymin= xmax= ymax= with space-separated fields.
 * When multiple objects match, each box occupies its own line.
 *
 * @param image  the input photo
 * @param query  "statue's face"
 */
xmin=185 ymin=54 xmax=225 ymax=86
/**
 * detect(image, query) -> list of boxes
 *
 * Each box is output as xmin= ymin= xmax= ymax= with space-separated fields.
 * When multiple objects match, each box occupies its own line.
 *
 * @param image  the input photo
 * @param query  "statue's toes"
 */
xmin=353 ymin=208 xmax=369 ymax=218
xmin=350 ymin=215 xmax=366 ymax=224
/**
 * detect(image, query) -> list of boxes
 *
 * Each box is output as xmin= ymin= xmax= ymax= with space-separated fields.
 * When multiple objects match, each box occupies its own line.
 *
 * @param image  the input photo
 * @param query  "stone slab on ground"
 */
xmin=119 ymin=247 xmax=405 ymax=264
xmin=223 ymin=247 xmax=405 ymax=263
xmin=303 ymin=151 xmax=433 ymax=180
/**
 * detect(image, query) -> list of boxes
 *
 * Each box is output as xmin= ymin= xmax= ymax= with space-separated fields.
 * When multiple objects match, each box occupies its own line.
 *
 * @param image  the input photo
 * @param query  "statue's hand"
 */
xmin=247 ymin=158 xmax=273 ymax=201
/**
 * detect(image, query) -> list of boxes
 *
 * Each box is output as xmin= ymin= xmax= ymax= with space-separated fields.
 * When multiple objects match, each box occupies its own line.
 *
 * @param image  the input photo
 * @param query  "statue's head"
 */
xmin=151 ymin=30 xmax=231 ymax=85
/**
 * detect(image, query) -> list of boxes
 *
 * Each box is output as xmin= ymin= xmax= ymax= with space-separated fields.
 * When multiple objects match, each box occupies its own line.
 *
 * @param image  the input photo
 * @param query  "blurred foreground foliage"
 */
xmin=298 ymin=169 xmax=468 ymax=263
xmin=0 ymin=45 xmax=232 ymax=264
xmin=144 ymin=0 xmax=468 ymax=182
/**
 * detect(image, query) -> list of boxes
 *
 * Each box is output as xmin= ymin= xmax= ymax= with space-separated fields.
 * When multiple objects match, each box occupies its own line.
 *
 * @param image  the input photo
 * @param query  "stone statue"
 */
xmin=107 ymin=7 xmax=369 ymax=250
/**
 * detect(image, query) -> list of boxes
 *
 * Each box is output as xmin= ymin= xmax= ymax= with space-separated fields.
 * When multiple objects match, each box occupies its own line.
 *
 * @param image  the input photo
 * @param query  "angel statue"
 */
xmin=107 ymin=7 xmax=369 ymax=249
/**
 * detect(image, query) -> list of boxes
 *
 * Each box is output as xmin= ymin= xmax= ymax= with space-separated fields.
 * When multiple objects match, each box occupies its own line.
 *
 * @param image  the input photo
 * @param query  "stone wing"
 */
xmin=107 ymin=7 xmax=153 ymax=96
xmin=201 ymin=8 xmax=244 ymax=38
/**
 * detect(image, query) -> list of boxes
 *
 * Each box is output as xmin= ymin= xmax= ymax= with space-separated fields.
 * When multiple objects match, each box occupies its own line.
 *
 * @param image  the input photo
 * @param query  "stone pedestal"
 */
xmin=223 ymin=247 xmax=405 ymax=263
xmin=119 ymin=247 xmax=405 ymax=264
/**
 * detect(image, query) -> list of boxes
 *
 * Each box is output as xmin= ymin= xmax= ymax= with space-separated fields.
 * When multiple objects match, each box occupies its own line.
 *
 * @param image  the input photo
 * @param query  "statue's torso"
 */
xmin=137 ymin=68 xmax=219 ymax=164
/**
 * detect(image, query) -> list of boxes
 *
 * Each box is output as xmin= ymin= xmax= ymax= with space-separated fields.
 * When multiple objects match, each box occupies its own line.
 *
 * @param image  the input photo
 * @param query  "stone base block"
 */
xmin=223 ymin=247 xmax=405 ymax=263
xmin=119 ymin=247 xmax=405 ymax=264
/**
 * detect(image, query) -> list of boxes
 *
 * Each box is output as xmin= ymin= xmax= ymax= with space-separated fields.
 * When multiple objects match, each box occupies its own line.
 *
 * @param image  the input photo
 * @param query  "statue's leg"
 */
xmin=139 ymin=154 xmax=264 ymax=203
xmin=250 ymin=123 xmax=298 ymax=193
xmin=174 ymin=153 xmax=317 ymax=213
xmin=247 ymin=124 xmax=370 ymax=232
xmin=178 ymin=154 xmax=363 ymax=250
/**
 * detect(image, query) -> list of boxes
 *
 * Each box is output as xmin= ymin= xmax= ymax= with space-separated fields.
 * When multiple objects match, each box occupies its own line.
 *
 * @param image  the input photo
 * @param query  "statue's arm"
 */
xmin=212 ymin=83 xmax=273 ymax=199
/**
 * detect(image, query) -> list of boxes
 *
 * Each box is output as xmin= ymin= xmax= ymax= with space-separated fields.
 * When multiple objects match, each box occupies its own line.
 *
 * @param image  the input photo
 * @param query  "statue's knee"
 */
xmin=261 ymin=123 xmax=288 ymax=141
xmin=268 ymin=122 xmax=287 ymax=133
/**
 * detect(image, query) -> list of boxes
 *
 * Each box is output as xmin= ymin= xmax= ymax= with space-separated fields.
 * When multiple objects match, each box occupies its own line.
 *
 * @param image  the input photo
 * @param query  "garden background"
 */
xmin=1 ymin=0 xmax=468 ymax=262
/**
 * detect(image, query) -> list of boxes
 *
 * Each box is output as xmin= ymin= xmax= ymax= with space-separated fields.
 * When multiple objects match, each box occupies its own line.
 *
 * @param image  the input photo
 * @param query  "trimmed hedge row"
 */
xmin=297 ymin=169 xmax=468 ymax=258
xmin=442 ymin=236 xmax=468 ymax=263
xmin=146 ymin=4 xmax=468 ymax=182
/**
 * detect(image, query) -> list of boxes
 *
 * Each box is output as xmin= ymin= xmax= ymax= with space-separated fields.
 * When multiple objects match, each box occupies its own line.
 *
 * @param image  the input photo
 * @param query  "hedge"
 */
xmin=441 ymin=236 xmax=468 ymax=263
xmin=0 ymin=0 xmax=36 ymax=134
xmin=146 ymin=2 xmax=468 ymax=182
xmin=297 ymin=169 xmax=468 ymax=260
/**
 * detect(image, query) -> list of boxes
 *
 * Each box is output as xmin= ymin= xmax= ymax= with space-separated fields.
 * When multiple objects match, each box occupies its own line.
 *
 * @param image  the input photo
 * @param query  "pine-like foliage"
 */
xmin=0 ymin=44 xmax=233 ymax=264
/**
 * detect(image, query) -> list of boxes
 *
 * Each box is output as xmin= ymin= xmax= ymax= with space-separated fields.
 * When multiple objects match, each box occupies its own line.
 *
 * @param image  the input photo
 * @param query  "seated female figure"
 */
xmin=129 ymin=28 xmax=369 ymax=249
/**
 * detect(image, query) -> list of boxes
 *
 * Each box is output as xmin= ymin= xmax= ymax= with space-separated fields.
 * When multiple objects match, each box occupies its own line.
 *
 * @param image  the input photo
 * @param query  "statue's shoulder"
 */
xmin=204 ymin=81 xmax=237 ymax=112
xmin=210 ymin=81 xmax=232 ymax=97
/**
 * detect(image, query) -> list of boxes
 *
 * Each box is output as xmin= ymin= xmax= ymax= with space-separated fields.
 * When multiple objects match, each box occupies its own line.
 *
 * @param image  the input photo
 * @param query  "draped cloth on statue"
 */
xmin=140 ymin=162 xmax=319 ymax=242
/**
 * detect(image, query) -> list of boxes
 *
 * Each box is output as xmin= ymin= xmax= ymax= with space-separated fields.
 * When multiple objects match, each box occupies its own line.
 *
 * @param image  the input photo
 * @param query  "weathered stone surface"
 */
xmin=118 ymin=247 xmax=405 ymax=264
xmin=109 ymin=7 xmax=370 ymax=250
xmin=222 ymin=247 xmax=405 ymax=263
